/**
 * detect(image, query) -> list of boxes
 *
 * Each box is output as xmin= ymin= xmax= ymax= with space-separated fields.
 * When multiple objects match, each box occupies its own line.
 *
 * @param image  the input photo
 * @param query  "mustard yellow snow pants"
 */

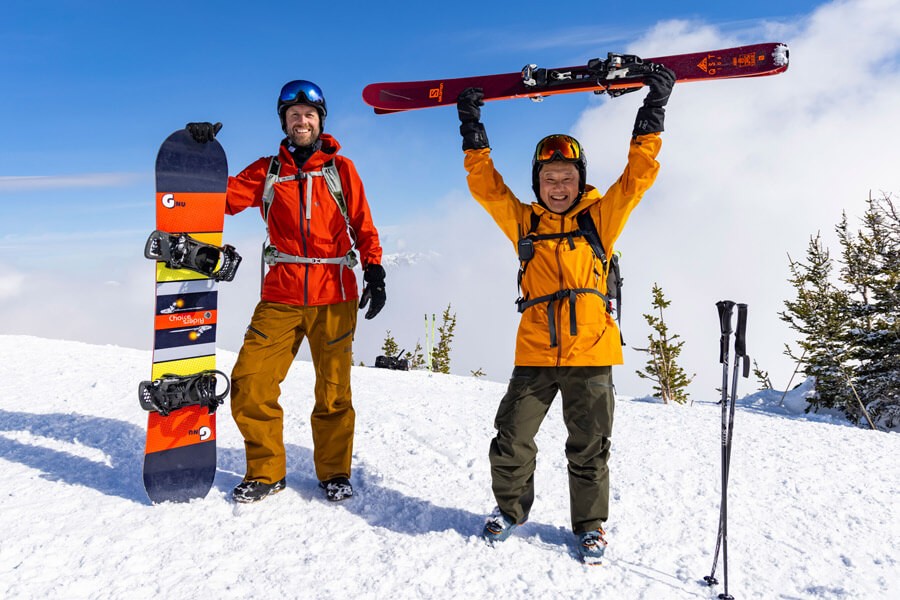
xmin=230 ymin=300 xmax=357 ymax=484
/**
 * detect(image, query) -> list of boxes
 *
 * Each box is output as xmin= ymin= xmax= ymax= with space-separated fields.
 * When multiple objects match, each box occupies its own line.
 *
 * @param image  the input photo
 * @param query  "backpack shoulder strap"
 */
xmin=262 ymin=155 xmax=281 ymax=222
xmin=576 ymin=210 xmax=608 ymax=270
xmin=321 ymin=159 xmax=346 ymax=217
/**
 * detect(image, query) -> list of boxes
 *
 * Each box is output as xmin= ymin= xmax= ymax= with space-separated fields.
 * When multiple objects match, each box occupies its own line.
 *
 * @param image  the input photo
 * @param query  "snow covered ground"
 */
xmin=0 ymin=335 xmax=897 ymax=599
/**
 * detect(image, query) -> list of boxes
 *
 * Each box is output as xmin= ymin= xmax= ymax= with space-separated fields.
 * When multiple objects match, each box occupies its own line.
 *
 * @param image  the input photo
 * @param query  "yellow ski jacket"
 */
xmin=464 ymin=133 xmax=661 ymax=367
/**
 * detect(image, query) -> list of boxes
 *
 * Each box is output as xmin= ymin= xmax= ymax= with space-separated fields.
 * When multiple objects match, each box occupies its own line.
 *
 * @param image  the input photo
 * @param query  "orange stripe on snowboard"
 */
xmin=156 ymin=192 xmax=226 ymax=232
xmin=154 ymin=309 xmax=217 ymax=331
xmin=145 ymin=406 xmax=216 ymax=454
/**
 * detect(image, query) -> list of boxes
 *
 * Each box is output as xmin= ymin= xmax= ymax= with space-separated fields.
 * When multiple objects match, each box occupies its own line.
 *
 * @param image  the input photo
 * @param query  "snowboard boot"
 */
xmin=482 ymin=507 xmax=519 ymax=544
xmin=232 ymin=478 xmax=286 ymax=504
xmin=319 ymin=476 xmax=353 ymax=502
xmin=578 ymin=528 xmax=608 ymax=565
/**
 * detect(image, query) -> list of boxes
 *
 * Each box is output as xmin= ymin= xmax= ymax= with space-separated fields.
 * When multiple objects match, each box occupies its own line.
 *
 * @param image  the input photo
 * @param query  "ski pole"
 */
xmin=705 ymin=300 xmax=735 ymax=589
xmin=718 ymin=303 xmax=748 ymax=600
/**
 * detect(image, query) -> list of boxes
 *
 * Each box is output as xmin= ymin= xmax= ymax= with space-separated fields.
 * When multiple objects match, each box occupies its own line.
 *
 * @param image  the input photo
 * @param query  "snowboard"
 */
xmin=142 ymin=129 xmax=228 ymax=503
xmin=363 ymin=42 xmax=789 ymax=114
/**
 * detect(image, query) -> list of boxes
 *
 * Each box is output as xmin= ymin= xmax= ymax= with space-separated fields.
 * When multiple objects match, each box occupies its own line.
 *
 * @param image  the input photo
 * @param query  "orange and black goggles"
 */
xmin=533 ymin=134 xmax=584 ymax=164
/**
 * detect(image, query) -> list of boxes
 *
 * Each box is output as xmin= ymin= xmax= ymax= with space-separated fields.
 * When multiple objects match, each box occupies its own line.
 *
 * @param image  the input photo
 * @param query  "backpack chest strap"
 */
xmin=516 ymin=288 xmax=610 ymax=348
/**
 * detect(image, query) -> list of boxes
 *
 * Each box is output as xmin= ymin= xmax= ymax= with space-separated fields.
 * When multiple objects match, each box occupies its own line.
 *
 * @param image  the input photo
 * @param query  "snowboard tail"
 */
xmin=363 ymin=43 xmax=789 ymax=113
xmin=143 ymin=129 xmax=228 ymax=504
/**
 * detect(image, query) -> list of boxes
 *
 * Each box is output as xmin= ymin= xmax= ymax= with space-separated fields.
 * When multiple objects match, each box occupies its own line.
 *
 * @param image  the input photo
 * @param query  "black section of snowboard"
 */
xmin=155 ymin=129 xmax=228 ymax=193
xmin=143 ymin=441 xmax=217 ymax=503
xmin=155 ymin=290 xmax=218 ymax=316
xmin=153 ymin=324 xmax=218 ymax=350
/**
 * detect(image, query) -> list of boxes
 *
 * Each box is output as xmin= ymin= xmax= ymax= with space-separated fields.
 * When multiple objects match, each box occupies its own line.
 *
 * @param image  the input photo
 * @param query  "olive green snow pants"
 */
xmin=489 ymin=366 xmax=615 ymax=534
xmin=230 ymin=300 xmax=357 ymax=485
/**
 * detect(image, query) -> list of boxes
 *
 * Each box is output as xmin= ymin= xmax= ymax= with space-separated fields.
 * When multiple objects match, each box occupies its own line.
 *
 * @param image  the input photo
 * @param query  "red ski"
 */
xmin=363 ymin=43 xmax=789 ymax=114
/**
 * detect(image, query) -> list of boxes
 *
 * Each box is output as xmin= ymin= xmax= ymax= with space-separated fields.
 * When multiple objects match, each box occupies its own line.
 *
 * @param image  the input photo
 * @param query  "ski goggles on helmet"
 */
xmin=278 ymin=80 xmax=327 ymax=116
xmin=533 ymin=134 xmax=583 ymax=164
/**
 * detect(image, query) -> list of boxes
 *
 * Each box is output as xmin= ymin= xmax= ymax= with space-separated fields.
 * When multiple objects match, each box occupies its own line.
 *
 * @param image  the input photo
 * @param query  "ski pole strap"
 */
xmin=138 ymin=370 xmax=230 ymax=417
xmin=735 ymin=303 xmax=748 ymax=358
xmin=517 ymin=288 xmax=608 ymax=347
xmin=735 ymin=303 xmax=750 ymax=377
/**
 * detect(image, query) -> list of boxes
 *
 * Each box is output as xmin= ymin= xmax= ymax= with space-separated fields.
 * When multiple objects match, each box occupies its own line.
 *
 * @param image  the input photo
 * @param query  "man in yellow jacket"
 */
xmin=456 ymin=63 xmax=675 ymax=564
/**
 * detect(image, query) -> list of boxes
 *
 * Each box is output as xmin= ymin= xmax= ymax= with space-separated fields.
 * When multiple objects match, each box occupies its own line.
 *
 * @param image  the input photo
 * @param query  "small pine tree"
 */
xmin=405 ymin=342 xmax=426 ymax=370
xmin=381 ymin=330 xmax=400 ymax=357
xmin=634 ymin=283 xmax=694 ymax=404
xmin=752 ymin=359 xmax=773 ymax=391
xmin=431 ymin=303 xmax=457 ymax=374
xmin=471 ymin=367 xmax=486 ymax=378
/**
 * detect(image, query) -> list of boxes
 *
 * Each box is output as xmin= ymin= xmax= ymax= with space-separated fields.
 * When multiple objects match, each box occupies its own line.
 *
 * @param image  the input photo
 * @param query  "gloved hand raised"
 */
xmin=456 ymin=88 xmax=489 ymax=151
xmin=642 ymin=63 xmax=676 ymax=108
xmin=186 ymin=122 xmax=223 ymax=144
xmin=359 ymin=264 xmax=386 ymax=320
xmin=632 ymin=63 xmax=676 ymax=137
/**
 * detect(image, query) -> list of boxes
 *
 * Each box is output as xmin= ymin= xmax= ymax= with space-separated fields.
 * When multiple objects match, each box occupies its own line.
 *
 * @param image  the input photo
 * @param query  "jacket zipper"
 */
xmin=554 ymin=217 xmax=565 ymax=367
xmin=298 ymin=175 xmax=310 ymax=305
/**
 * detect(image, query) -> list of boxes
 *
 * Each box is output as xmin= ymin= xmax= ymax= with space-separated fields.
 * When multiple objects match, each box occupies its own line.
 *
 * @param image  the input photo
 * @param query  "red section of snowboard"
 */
xmin=363 ymin=43 xmax=789 ymax=114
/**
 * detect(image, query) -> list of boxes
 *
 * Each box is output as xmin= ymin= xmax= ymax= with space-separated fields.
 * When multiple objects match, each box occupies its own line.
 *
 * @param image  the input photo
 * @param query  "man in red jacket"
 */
xmin=187 ymin=79 xmax=385 ymax=504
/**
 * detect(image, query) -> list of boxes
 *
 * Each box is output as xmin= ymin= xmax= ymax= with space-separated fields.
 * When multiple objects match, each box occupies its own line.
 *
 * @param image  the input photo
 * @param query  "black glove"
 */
xmin=642 ymin=63 xmax=676 ymax=108
xmin=632 ymin=63 xmax=675 ymax=137
xmin=359 ymin=264 xmax=386 ymax=320
xmin=186 ymin=122 xmax=223 ymax=144
xmin=456 ymin=88 xmax=489 ymax=151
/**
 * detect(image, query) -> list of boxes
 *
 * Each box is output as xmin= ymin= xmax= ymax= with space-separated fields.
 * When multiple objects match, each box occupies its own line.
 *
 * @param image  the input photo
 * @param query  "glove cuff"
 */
xmin=460 ymin=122 xmax=490 ymax=151
xmin=364 ymin=264 xmax=386 ymax=284
xmin=633 ymin=106 xmax=665 ymax=137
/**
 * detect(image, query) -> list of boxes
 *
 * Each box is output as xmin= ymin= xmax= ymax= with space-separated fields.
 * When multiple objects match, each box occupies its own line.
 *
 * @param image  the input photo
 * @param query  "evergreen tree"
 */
xmin=836 ymin=193 xmax=900 ymax=428
xmin=752 ymin=359 xmax=773 ymax=391
xmin=431 ymin=303 xmax=457 ymax=374
xmin=381 ymin=330 xmax=399 ymax=357
xmin=779 ymin=232 xmax=853 ymax=413
xmin=634 ymin=283 xmax=694 ymax=404
xmin=405 ymin=342 xmax=426 ymax=370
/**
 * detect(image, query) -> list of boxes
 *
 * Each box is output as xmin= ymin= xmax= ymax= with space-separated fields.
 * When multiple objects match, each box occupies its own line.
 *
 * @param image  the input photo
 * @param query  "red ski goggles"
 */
xmin=278 ymin=80 xmax=327 ymax=115
xmin=534 ymin=134 xmax=583 ymax=164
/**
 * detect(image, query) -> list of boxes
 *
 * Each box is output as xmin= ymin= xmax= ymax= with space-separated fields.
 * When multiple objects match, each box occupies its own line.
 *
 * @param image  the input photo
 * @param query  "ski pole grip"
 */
xmin=716 ymin=300 xmax=735 ymax=363
xmin=735 ymin=303 xmax=748 ymax=358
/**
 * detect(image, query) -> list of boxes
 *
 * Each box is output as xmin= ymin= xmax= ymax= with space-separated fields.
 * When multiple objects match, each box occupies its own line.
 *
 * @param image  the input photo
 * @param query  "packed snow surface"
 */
xmin=0 ymin=336 xmax=896 ymax=599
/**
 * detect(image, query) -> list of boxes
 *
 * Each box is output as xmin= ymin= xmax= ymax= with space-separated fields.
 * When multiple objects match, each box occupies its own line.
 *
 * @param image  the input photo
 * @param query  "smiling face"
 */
xmin=538 ymin=161 xmax=581 ymax=213
xmin=283 ymin=104 xmax=321 ymax=147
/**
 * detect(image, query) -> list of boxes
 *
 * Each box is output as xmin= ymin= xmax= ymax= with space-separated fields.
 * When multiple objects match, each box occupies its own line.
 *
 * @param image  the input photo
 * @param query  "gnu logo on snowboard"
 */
xmin=161 ymin=193 xmax=186 ymax=209
xmin=190 ymin=426 xmax=212 ymax=441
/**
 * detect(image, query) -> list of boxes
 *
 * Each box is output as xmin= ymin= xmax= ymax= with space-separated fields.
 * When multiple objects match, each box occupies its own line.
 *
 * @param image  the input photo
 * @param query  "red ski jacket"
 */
xmin=226 ymin=133 xmax=382 ymax=306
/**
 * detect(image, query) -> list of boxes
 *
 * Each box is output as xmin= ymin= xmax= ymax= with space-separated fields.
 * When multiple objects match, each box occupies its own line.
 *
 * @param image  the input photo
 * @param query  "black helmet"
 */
xmin=531 ymin=134 xmax=587 ymax=201
xmin=277 ymin=80 xmax=327 ymax=131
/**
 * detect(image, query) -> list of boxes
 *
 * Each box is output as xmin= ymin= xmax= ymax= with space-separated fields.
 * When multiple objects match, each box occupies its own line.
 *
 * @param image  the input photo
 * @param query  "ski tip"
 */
xmin=773 ymin=43 xmax=790 ymax=68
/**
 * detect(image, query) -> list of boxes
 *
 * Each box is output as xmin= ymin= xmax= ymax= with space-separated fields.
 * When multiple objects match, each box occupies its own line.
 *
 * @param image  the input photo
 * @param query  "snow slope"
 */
xmin=0 ymin=335 xmax=897 ymax=599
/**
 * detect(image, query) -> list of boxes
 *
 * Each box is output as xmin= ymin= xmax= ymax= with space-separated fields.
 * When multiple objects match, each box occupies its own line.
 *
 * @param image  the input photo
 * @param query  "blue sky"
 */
xmin=2 ymin=0 xmax=899 ymax=398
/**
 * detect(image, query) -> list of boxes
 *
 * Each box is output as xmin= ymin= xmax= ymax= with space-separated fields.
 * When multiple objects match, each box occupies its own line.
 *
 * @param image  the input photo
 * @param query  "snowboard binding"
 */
xmin=139 ymin=369 xmax=230 ymax=416
xmin=145 ymin=230 xmax=242 ymax=282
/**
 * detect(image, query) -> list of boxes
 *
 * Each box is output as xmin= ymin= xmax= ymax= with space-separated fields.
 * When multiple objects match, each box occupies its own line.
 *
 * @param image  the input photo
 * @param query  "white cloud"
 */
xmin=0 ymin=172 xmax=142 ymax=191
